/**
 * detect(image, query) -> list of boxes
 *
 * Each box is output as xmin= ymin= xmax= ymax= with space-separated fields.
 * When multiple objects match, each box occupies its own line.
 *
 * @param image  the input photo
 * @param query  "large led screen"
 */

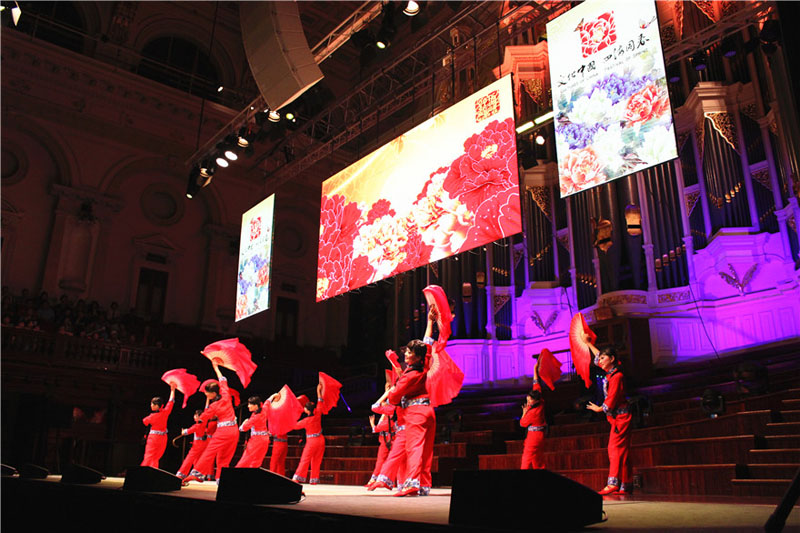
xmin=236 ymin=194 xmax=275 ymax=321
xmin=548 ymin=0 xmax=678 ymax=197
xmin=316 ymin=75 xmax=521 ymax=301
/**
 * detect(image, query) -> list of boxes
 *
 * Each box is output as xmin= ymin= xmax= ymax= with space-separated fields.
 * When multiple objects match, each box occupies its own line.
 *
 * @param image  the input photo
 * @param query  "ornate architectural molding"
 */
xmin=51 ymin=184 xmax=124 ymax=213
xmin=527 ymin=186 xmax=551 ymax=221
xmin=657 ymin=290 xmax=692 ymax=304
xmin=492 ymin=294 xmax=511 ymax=316
xmin=685 ymin=188 xmax=701 ymax=216
xmin=704 ymin=112 xmax=738 ymax=153
xmin=692 ymin=0 xmax=719 ymax=23
xmin=750 ymin=166 xmax=772 ymax=192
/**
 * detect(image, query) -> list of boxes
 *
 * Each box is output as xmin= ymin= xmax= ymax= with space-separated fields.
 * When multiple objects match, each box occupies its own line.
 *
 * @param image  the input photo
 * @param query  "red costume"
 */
xmin=235 ymin=403 xmax=271 ymax=468
xmin=602 ymin=366 xmax=632 ymax=491
xmin=520 ymin=379 xmax=546 ymax=470
xmin=292 ymin=402 xmax=325 ymax=484
xmin=141 ymin=399 xmax=173 ymax=468
xmin=369 ymin=404 xmax=395 ymax=484
xmin=177 ymin=421 xmax=209 ymax=477
xmin=269 ymin=434 xmax=289 ymax=476
xmin=374 ymin=404 xmax=407 ymax=489
xmin=191 ymin=377 xmax=239 ymax=481
xmin=388 ymin=362 xmax=435 ymax=495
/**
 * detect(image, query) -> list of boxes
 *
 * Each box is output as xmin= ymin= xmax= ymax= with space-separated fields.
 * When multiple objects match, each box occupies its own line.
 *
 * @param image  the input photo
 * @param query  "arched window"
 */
xmin=14 ymin=1 xmax=85 ymax=53
xmin=138 ymin=36 xmax=221 ymax=102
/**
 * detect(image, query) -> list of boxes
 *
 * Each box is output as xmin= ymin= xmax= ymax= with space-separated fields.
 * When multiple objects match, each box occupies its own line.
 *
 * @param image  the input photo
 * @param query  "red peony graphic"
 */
xmin=623 ymin=82 xmax=670 ymax=126
xmin=579 ymin=12 xmax=617 ymax=58
xmin=257 ymin=265 xmax=269 ymax=287
xmin=366 ymin=198 xmax=396 ymax=224
xmin=317 ymin=194 xmax=365 ymax=300
xmin=559 ymin=147 xmax=606 ymax=196
xmin=250 ymin=217 xmax=262 ymax=241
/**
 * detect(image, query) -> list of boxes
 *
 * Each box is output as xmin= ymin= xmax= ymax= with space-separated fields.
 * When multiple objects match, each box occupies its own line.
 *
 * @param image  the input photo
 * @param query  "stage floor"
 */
xmin=43 ymin=476 xmax=800 ymax=532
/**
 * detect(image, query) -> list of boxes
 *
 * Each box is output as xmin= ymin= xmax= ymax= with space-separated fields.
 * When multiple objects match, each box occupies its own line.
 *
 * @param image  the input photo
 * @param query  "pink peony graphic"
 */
xmin=623 ymin=82 xmax=670 ymax=126
xmin=559 ymin=147 xmax=606 ymax=196
xmin=461 ymin=191 xmax=521 ymax=251
xmin=250 ymin=217 xmax=262 ymax=241
xmin=257 ymin=265 xmax=269 ymax=287
xmin=317 ymin=194 xmax=365 ymax=300
xmin=366 ymin=198 xmax=396 ymax=224
xmin=579 ymin=12 xmax=617 ymax=58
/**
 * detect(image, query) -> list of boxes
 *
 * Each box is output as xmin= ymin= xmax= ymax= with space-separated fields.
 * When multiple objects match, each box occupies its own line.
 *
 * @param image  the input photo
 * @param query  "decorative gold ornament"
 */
xmin=625 ymin=204 xmax=642 ymax=237
xmin=528 ymin=186 xmax=551 ymax=221
xmin=705 ymin=112 xmax=738 ymax=154
xmin=685 ymin=190 xmax=701 ymax=216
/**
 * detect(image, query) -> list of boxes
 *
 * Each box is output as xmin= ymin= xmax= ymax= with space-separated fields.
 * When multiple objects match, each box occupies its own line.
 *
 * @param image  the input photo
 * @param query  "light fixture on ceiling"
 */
xmin=199 ymin=158 xmax=216 ymax=179
xmin=186 ymin=166 xmax=201 ymax=199
xmin=376 ymin=4 xmax=396 ymax=49
xmin=285 ymin=111 xmax=295 ymax=121
xmin=690 ymin=50 xmax=708 ymax=71
xmin=535 ymin=135 xmax=546 ymax=146
xmin=268 ymin=110 xmax=281 ymax=122
xmin=236 ymin=126 xmax=252 ymax=148
xmin=534 ymin=111 xmax=554 ymax=125
xmin=215 ymin=153 xmax=229 ymax=168
xmin=516 ymin=121 xmax=534 ymax=134
xmin=217 ymin=85 xmax=224 ymax=93
xmin=403 ymin=1 xmax=420 ymax=17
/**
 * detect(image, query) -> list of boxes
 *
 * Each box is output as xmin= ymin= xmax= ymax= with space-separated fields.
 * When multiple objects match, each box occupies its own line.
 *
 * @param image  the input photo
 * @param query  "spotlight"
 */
xmin=759 ymin=19 xmax=780 ymax=44
xmin=9 ymin=2 xmax=21 ymax=26
xmin=666 ymin=64 xmax=681 ymax=83
xmin=690 ymin=50 xmax=707 ymax=71
xmin=701 ymin=388 xmax=725 ymax=419
xmin=534 ymin=111 xmax=554 ymax=125
xmin=516 ymin=121 xmax=534 ymax=134
xmin=224 ymin=149 xmax=238 ymax=161
xmin=236 ymin=126 xmax=252 ymax=148
xmin=403 ymin=1 xmax=420 ymax=17
xmin=285 ymin=111 xmax=295 ymax=121
xmin=215 ymin=154 xmax=229 ymax=168
xmin=186 ymin=166 xmax=201 ymax=199
xmin=268 ymin=110 xmax=281 ymax=122
xmin=199 ymin=158 xmax=216 ymax=179
xmin=376 ymin=4 xmax=396 ymax=49
xmin=217 ymin=85 xmax=224 ymax=93
xmin=721 ymin=36 xmax=738 ymax=58
xmin=535 ymin=135 xmax=546 ymax=146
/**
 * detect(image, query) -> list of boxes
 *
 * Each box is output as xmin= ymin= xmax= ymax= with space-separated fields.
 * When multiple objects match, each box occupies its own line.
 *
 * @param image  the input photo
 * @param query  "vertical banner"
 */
xmin=236 ymin=194 xmax=275 ymax=321
xmin=548 ymin=0 xmax=678 ymax=197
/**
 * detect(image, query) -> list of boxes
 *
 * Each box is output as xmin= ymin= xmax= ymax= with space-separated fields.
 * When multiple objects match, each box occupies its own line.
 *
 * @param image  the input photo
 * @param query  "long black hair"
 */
xmin=248 ymin=395 xmax=263 ymax=413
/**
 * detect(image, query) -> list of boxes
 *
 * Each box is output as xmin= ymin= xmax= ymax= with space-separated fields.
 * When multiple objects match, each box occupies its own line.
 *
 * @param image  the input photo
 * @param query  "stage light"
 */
xmin=217 ymin=85 xmax=224 ymax=92
xmin=236 ymin=127 xmax=251 ymax=148
xmin=224 ymin=149 xmax=238 ymax=161
xmin=215 ymin=154 xmax=229 ymax=167
xmin=186 ymin=166 xmax=201 ymax=199
xmin=268 ymin=110 xmax=281 ymax=122
xmin=759 ymin=19 xmax=780 ymax=44
xmin=516 ymin=121 xmax=534 ymax=134
xmin=199 ymin=158 xmax=216 ymax=179
xmin=11 ymin=2 xmax=22 ymax=26
xmin=534 ymin=111 xmax=554 ymax=125
xmin=403 ymin=1 xmax=420 ymax=17
xmin=721 ymin=36 xmax=738 ymax=58
xmin=701 ymin=388 xmax=725 ymax=419
xmin=535 ymin=135 xmax=546 ymax=146
xmin=666 ymin=64 xmax=681 ymax=83
xmin=285 ymin=111 xmax=295 ymax=121
xmin=376 ymin=4 xmax=396 ymax=49
xmin=691 ymin=51 xmax=707 ymax=71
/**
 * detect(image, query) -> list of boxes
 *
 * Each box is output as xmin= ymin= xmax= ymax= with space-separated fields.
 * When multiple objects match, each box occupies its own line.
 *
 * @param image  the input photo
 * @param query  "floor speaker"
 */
xmin=449 ymin=469 xmax=603 ymax=531
xmin=61 ymin=463 xmax=105 ymax=484
xmin=19 ymin=463 xmax=49 ymax=479
xmin=216 ymin=467 xmax=303 ymax=504
xmin=123 ymin=466 xmax=182 ymax=492
xmin=1 ymin=464 xmax=18 ymax=477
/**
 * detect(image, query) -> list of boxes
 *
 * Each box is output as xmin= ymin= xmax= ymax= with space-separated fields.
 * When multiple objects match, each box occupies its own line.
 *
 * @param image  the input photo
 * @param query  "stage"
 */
xmin=2 ymin=475 xmax=797 ymax=532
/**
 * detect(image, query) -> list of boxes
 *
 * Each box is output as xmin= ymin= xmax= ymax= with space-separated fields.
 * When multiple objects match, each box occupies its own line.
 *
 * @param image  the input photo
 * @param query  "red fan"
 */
xmin=425 ymin=342 xmax=464 ymax=407
xmin=268 ymin=385 xmax=303 ymax=436
xmin=385 ymin=349 xmax=401 ymax=374
xmin=229 ymin=387 xmax=241 ymax=407
xmin=569 ymin=313 xmax=597 ymax=388
xmin=296 ymin=394 xmax=310 ymax=410
xmin=536 ymin=348 xmax=562 ymax=391
xmin=201 ymin=338 xmax=258 ymax=388
xmin=384 ymin=369 xmax=397 ymax=387
xmin=318 ymin=372 xmax=342 ymax=414
xmin=161 ymin=368 xmax=200 ymax=408
xmin=423 ymin=285 xmax=453 ymax=345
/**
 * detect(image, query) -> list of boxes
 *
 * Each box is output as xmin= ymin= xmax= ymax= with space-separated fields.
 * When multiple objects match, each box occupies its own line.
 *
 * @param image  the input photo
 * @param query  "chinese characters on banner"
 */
xmin=547 ymin=0 xmax=678 ymax=197
xmin=236 ymin=194 xmax=275 ymax=321
xmin=316 ymin=76 xmax=521 ymax=301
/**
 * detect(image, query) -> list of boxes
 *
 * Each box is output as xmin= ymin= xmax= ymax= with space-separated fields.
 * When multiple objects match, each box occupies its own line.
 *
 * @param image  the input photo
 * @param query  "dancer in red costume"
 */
xmin=520 ymin=359 xmax=546 ymax=469
xmin=368 ymin=386 xmax=408 ymax=492
xmin=176 ymin=410 xmax=208 ymax=478
xmin=366 ymin=384 xmax=395 ymax=487
xmin=235 ymin=395 xmax=275 ymax=468
xmin=386 ymin=308 xmax=437 ymax=497
xmin=183 ymin=360 xmax=239 ymax=484
xmin=292 ymin=388 xmax=325 ymax=484
xmin=586 ymin=342 xmax=632 ymax=495
xmin=141 ymin=382 xmax=176 ymax=468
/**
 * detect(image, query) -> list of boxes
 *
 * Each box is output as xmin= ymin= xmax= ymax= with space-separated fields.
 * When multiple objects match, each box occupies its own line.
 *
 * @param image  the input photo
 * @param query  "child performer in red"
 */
xmin=235 ymin=395 xmax=273 ymax=468
xmin=184 ymin=360 xmax=239 ymax=484
xmin=176 ymin=410 xmax=208 ymax=479
xmin=387 ymin=308 xmax=436 ymax=497
xmin=366 ymin=384 xmax=395 ymax=488
xmin=520 ymin=359 xmax=546 ymax=469
xmin=586 ymin=343 xmax=632 ymax=495
xmin=292 ymin=391 xmax=325 ymax=484
xmin=369 ymin=388 xmax=408 ymax=491
xmin=141 ymin=382 xmax=176 ymax=468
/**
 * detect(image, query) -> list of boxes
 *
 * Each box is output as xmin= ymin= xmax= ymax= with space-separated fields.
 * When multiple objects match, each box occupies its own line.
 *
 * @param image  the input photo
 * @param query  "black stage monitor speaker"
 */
xmin=61 ymin=463 xmax=105 ymax=484
xmin=19 ymin=463 xmax=49 ymax=479
xmin=449 ymin=469 xmax=603 ymax=531
xmin=216 ymin=467 xmax=303 ymax=504
xmin=1 ymin=464 xmax=18 ymax=477
xmin=240 ymin=1 xmax=324 ymax=111
xmin=123 ymin=466 xmax=181 ymax=492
